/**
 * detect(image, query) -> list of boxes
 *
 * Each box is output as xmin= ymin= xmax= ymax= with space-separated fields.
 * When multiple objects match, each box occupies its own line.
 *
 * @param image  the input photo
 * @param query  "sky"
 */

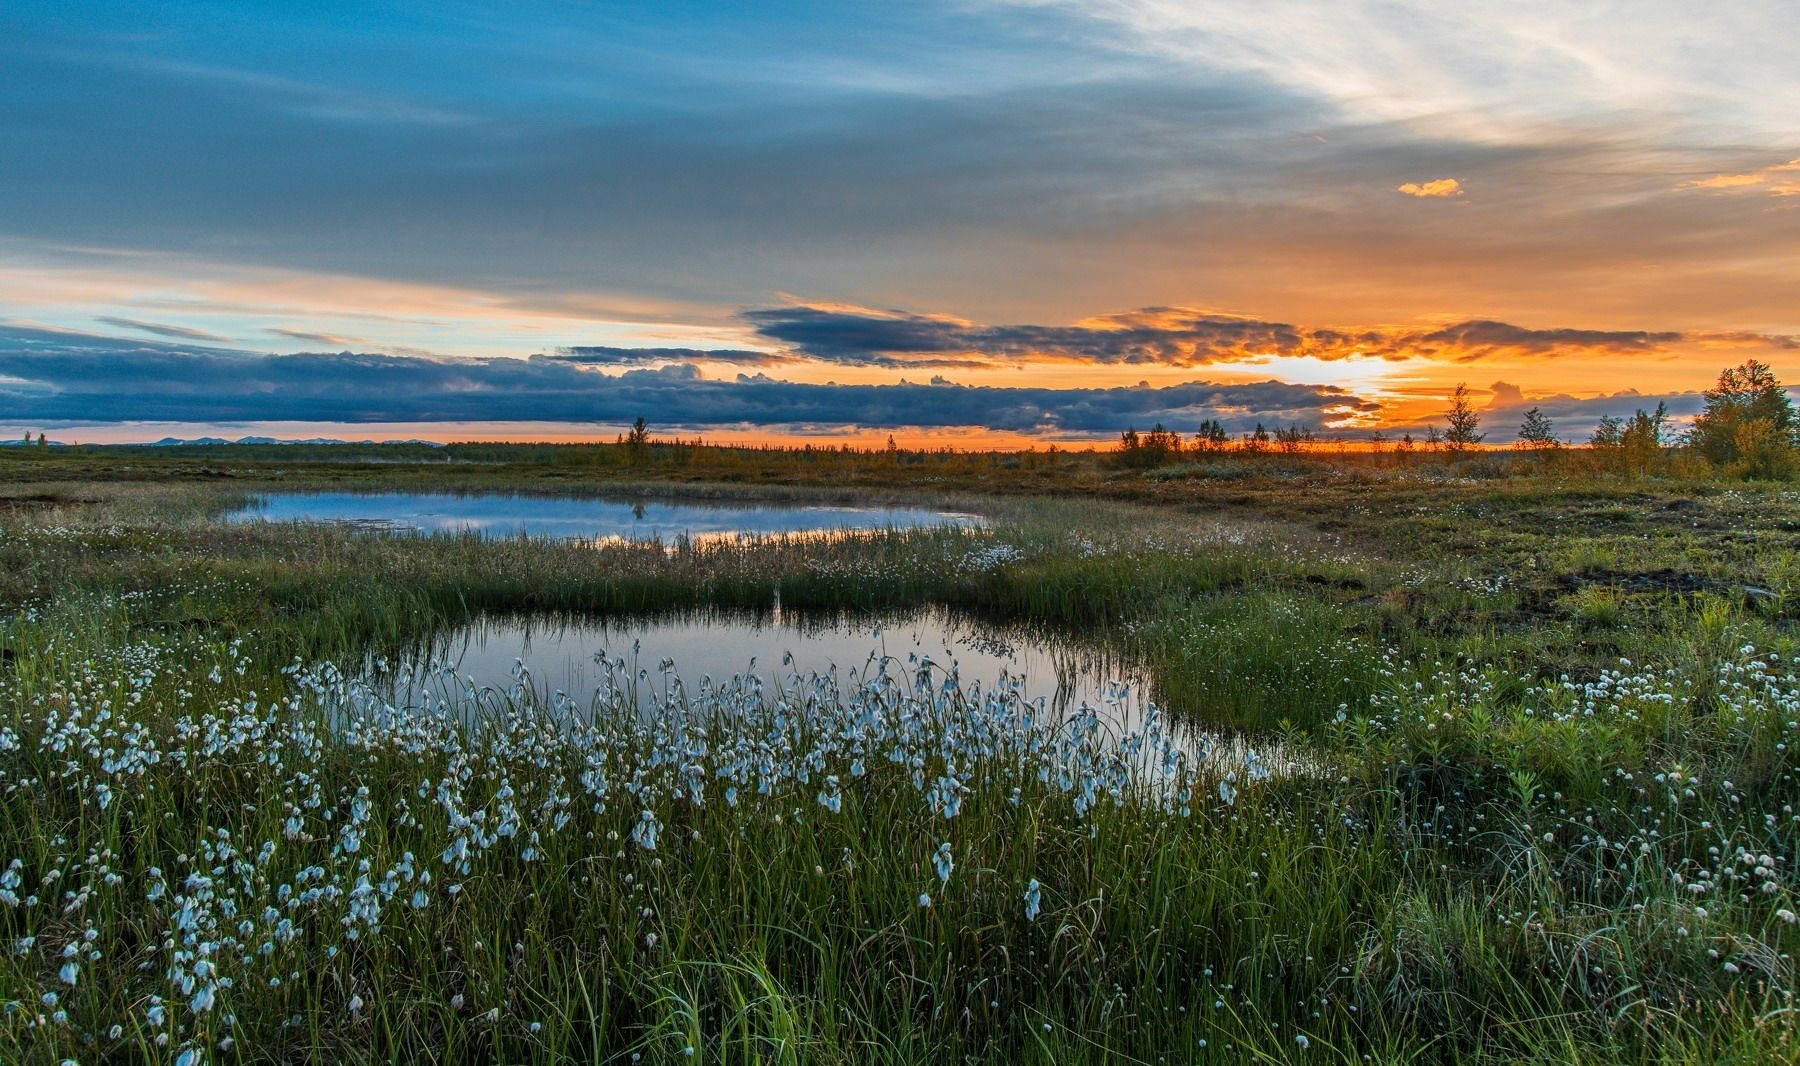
xmin=2 ymin=1 xmax=1797 ymax=445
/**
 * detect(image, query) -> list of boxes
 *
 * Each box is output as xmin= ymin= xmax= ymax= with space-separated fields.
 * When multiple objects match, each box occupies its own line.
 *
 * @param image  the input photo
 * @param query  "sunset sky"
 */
xmin=3 ymin=1 xmax=1797 ymax=444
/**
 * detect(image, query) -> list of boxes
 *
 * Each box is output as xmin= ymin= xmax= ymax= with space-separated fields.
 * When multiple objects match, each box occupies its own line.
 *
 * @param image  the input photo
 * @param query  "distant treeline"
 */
xmin=1116 ymin=360 xmax=1800 ymax=480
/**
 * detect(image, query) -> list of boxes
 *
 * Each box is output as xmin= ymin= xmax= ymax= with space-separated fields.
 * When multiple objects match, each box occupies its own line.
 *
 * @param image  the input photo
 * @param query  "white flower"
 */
xmin=1023 ymin=879 xmax=1042 ymax=922
xmin=918 ymin=893 xmax=932 ymax=908
xmin=630 ymin=811 xmax=659 ymax=851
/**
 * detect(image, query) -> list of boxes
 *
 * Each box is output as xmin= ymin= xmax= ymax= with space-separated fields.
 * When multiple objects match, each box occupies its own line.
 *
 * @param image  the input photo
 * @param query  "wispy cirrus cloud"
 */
xmin=267 ymin=327 xmax=357 ymax=347
xmin=550 ymin=346 xmax=787 ymax=368
xmin=96 ymin=317 xmax=230 ymax=343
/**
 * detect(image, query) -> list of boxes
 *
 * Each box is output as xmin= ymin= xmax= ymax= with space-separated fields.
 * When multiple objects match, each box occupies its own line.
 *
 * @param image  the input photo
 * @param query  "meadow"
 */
xmin=0 ymin=442 xmax=1796 ymax=1063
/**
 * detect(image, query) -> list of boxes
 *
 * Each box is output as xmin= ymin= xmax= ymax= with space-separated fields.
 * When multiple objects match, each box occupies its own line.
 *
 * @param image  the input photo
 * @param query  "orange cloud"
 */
xmin=1678 ymin=158 xmax=1800 ymax=196
xmin=1397 ymin=178 xmax=1464 ymax=198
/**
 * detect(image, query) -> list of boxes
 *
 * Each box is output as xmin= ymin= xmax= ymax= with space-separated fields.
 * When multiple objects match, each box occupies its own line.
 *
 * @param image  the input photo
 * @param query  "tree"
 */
xmin=1690 ymin=359 xmax=1797 ymax=470
xmin=1191 ymin=419 xmax=1230 ymax=452
xmin=1444 ymin=383 xmax=1484 ymax=452
xmin=1273 ymin=424 xmax=1314 ymax=454
xmin=1115 ymin=423 xmax=1182 ymax=468
xmin=1618 ymin=403 xmax=1669 ymax=476
xmin=1140 ymin=424 xmax=1182 ymax=457
xmin=1730 ymin=417 xmax=1800 ymax=479
xmin=1590 ymin=415 xmax=1623 ymax=449
xmin=1516 ymin=407 xmax=1559 ymax=451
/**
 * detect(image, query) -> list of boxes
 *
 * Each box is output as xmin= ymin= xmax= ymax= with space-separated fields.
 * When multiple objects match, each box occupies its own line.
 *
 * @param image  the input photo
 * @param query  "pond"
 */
xmin=226 ymin=491 xmax=982 ymax=541
xmin=362 ymin=604 xmax=1309 ymax=779
xmin=384 ymin=604 xmax=1145 ymax=720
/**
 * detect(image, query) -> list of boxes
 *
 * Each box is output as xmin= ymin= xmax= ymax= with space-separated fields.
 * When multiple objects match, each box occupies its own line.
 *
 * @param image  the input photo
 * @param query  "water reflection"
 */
xmin=387 ymin=604 xmax=1145 ymax=721
xmin=227 ymin=491 xmax=982 ymax=541
xmin=366 ymin=605 xmax=1314 ymax=780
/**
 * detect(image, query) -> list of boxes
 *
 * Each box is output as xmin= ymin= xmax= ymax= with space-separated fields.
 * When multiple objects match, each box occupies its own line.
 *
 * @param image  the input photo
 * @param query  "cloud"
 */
xmin=1478 ymin=390 xmax=1705 ymax=444
xmin=743 ymin=304 xmax=1330 ymax=367
xmin=740 ymin=304 xmax=1794 ymax=368
xmin=1415 ymin=320 xmax=1684 ymax=359
xmin=549 ymin=346 xmax=789 ymax=367
xmin=990 ymin=2 xmax=1800 ymax=142
xmin=1487 ymin=380 xmax=1525 ymax=408
xmin=1397 ymin=178 xmax=1464 ymax=199
xmin=1678 ymin=158 xmax=1800 ymax=197
xmin=0 ymin=325 xmax=1376 ymax=436
xmin=267 ymin=327 xmax=355 ymax=347
xmin=96 ymin=317 xmax=230 ymax=342
xmin=4 ymin=2 xmax=1800 ymax=344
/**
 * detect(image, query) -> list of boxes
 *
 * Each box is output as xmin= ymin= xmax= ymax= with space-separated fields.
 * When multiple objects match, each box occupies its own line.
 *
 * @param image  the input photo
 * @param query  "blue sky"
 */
xmin=2 ymin=1 xmax=1797 ymax=440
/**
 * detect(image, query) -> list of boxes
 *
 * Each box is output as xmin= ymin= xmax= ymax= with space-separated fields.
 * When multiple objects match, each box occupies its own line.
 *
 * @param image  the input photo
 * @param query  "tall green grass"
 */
xmin=0 ymin=477 xmax=1795 ymax=1062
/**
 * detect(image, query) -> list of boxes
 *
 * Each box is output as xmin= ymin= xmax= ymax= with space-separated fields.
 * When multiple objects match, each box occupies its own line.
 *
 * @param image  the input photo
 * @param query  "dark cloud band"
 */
xmin=0 ymin=326 xmax=1374 ymax=435
xmin=739 ymin=305 xmax=1795 ymax=368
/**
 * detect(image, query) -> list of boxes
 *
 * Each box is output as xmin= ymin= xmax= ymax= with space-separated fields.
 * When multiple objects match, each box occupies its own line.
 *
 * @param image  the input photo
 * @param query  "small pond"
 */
xmin=387 ymin=604 xmax=1144 ymax=719
xmin=364 ymin=605 xmax=1306 ymax=778
xmin=242 ymin=493 xmax=1303 ymax=778
xmin=226 ymin=492 xmax=982 ymax=541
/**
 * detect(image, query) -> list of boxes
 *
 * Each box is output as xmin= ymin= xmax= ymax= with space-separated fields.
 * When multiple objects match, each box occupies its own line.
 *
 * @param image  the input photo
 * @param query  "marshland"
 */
xmin=1 ymin=441 xmax=1796 ymax=1063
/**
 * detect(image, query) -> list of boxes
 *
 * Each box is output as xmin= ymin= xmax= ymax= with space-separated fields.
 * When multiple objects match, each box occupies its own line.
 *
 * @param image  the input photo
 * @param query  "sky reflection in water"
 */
xmin=228 ymin=491 xmax=982 ymax=541
xmin=394 ymin=606 xmax=1147 ymax=722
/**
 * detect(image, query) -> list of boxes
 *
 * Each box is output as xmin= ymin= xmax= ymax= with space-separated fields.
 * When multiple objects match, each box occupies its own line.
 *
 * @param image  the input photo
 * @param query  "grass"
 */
xmin=0 ymin=447 xmax=1796 ymax=1062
